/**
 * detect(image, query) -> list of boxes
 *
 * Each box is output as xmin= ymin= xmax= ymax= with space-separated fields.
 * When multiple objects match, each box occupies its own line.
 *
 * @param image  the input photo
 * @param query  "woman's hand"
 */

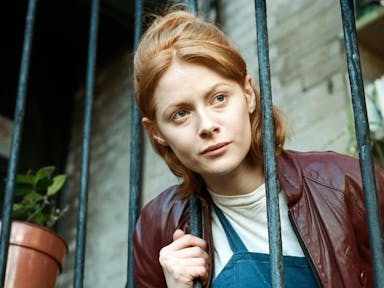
xmin=159 ymin=229 xmax=209 ymax=288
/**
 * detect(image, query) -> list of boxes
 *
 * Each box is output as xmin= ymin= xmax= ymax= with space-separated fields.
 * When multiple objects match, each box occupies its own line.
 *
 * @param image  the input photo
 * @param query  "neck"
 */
xmin=203 ymin=160 xmax=264 ymax=196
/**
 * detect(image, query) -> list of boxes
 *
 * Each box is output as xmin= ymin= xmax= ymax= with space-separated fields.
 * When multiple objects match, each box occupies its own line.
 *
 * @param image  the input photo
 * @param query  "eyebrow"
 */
xmin=204 ymin=82 xmax=231 ymax=98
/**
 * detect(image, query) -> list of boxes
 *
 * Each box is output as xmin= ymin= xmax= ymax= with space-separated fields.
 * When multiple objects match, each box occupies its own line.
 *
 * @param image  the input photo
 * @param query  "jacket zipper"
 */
xmin=288 ymin=211 xmax=323 ymax=288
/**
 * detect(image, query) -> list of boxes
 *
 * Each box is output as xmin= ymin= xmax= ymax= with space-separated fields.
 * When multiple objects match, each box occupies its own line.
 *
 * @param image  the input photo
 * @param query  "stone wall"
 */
xmin=219 ymin=0 xmax=352 ymax=153
xmin=57 ymin=0 xmax=367 ymax=286
xmin=57 ymin=52 xmax=176 ymax=287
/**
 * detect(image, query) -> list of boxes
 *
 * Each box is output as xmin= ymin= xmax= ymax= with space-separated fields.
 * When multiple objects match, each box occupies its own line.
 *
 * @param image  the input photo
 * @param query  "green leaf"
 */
xmin=47 ymin=175 xmax=66 ymax=196
xmin=14 ymin=185 xmax=33 ymax=196
xmin=35 ymin=177 xmax=53 ymax=193
xmin=15 ymin=174 xmax=35 ymax=185
xmin=23 ymin=191 xmax=44 ymax=204
xmin=34 ymin=166 xmax=55 ymax=185
xmin=30 ymin=212 xmax=49 ymax=226
xmin=5 ymin=165 xmax=67 ymax=227
xmin=12 ymin=203 xmax=30 ymax=219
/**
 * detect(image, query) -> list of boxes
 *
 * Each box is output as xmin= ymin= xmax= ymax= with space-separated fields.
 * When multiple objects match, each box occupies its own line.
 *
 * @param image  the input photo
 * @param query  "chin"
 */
xmin=200 ymin=161 xmax=245 ymax=177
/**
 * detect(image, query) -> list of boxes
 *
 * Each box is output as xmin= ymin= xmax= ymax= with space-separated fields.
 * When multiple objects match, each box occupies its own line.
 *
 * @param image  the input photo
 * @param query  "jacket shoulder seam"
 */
xmin=302 ymin=173 xmax=344 ymax=193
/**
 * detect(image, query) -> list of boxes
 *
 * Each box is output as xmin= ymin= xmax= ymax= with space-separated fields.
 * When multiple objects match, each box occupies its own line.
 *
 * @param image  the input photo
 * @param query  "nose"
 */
xmin=198 ymin=109 xmax=220 ymax=138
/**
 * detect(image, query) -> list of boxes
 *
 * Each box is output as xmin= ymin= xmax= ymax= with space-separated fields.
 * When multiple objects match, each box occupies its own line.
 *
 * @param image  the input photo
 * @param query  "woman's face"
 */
xmin=143 ymin=61 xmax=256 ymax=183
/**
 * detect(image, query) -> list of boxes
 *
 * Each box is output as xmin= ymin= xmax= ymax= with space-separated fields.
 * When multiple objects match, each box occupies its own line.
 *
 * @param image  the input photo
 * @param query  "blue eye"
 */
xmin=173 ymin=110 xmax=188 ymax=120
xmin=214 ymin=94 xmax=226 ymax=103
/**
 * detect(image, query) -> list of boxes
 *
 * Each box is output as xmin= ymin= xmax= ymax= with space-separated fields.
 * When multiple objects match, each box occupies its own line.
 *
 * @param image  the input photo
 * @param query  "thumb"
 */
xmin=172 ymin=229 xmax=186 ymax=241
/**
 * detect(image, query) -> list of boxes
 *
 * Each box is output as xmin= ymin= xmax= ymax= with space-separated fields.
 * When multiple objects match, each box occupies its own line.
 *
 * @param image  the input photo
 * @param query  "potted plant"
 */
xmin=1 ymin=166 xmax=68 ymax=288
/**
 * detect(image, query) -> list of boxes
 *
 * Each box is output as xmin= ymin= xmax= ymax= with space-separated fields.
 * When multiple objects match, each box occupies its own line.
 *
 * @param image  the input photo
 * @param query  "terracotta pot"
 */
xmin=2 ymin=221 xmax=68 ymax=288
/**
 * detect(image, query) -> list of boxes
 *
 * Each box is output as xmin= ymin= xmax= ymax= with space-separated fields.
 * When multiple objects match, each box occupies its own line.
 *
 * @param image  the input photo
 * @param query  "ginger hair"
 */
xmin=134 ymin=10 xmax=285 ymax=198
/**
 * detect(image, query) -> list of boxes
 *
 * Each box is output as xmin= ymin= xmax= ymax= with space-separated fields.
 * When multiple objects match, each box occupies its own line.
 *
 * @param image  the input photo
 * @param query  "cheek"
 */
xmin=231 ymin=110 xmax=253 ymax=147
xmin=167 ymin=140 xmax=198 ymax=171
xmin=162 ymin=129 xmax=193 ymax=154
xmin=163 ymin=129 xmax=199 ymax=167
xmin=227 ymin=104 xmax=252 ymax=131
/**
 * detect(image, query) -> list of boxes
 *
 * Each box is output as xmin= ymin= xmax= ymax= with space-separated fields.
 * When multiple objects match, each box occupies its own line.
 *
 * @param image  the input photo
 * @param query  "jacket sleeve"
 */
xmin=346 ymin=162 xmax=384 ymax=287
xmin=374 ymin=165 xmax=384 ymax=223
xmin=133 ymin=204 xmax=167 ymax=288
xmin=132 ymin=185 xmax=188 ymax=288
xmin=349 ymin=163 xmax=384 ymax=231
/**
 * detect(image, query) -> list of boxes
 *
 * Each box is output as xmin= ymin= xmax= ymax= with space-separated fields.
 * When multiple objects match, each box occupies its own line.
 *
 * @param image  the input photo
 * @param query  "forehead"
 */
xmin=154 ymin=62 xmax=233 ymax=106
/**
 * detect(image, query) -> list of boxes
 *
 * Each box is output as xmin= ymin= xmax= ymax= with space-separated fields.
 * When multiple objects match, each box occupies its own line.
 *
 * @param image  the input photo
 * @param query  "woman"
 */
xmin=132 ymin=9 xmax=384 ymax=288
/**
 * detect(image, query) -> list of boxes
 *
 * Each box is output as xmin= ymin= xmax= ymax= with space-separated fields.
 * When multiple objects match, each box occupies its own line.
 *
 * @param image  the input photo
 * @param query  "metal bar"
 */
xmin=188 ymin=0 xmax=197 ymax=14
xmin=339 ymin=0 xmax=384 ymax=286
xmin=0 ymin=0 xmax=37 ymax=286
xmin=127 ymin=0 xmax=143 ymax=287
xmin=73 ymin=0 xmax=100 ymax=287
xmin=189 ymin=195 xmax=202 ymax=288
xmin=254 ymin=0 xmax=284 ymax=287
xmin=185 ymin=2 xmax=203 ymax=288
xmin=189 ymin=196 xmax=202 ymax=239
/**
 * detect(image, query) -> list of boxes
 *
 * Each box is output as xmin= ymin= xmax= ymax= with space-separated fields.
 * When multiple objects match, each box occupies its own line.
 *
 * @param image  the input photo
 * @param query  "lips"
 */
xmin=201 ymin=142 xmax=229 ymax=155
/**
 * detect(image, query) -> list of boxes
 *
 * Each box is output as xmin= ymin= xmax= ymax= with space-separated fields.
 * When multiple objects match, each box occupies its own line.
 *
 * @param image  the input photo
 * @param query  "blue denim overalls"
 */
xmin=212 ymin=204 xmax=318 ymax=287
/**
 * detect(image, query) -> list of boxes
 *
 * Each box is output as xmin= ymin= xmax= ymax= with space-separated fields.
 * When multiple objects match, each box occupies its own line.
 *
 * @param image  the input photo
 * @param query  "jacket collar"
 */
xmin=276 ymin=150 xmax=304 ymax=206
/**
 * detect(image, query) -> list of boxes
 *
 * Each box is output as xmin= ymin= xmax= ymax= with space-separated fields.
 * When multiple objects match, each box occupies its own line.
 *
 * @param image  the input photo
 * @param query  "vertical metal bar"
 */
xmin=73 ymin=0 xmax=100 ymax=287
xmin=189 ymin=195 xmax=202 ymax=288
xmin=127 ymin=0 xmax=143 ymax=287
xmin=186 ymin=2 xmax=202 ymax=288
xmin=254 ymin=0 xmax=284 ymax=287
xmin=189 ymin=196 xmax=202 ymax=239
xmin=339 ymin=0 xmax=384 ymax=286
xmin=0 ymin=0 xmax=38 ymax=286
xmin=188 ymin=0 xmax=197 ymax=14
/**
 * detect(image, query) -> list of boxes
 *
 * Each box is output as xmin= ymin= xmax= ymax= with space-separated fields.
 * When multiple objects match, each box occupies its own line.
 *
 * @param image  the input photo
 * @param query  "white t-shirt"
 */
xmin=209 ymin=183 xmax=304 ymax=277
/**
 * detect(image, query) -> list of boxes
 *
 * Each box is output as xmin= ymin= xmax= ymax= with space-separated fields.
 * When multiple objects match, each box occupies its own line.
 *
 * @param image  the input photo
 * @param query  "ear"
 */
xmin=142 ymin=117 xmax=168 ymax=146
xmin=244 ymin=74 xmax=256 ymax=114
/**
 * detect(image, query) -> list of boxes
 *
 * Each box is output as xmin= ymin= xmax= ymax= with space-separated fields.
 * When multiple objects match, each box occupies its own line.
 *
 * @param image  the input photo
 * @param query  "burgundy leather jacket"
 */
xmin=133 ymin=150 xmax=384 ymax=287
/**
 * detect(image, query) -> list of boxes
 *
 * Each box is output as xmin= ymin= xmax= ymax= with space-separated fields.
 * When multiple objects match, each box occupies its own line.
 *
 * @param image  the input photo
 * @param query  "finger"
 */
xmin=188 ymin=265 xmax=209 ymax=281
xmin=178 ymin=259 xmax=210 ymax=281
xmin=182 ymin=257 xmax=210 ymax=281
xmin=168 ymin=234 xmax=207 ymax=251
xmin=172 ymin=246 xmax=209 ymax=260
xmin=173 ymin=229 xmax=186 ymax=241
xmin=164 ymin=258 xmax=209 ymax=282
